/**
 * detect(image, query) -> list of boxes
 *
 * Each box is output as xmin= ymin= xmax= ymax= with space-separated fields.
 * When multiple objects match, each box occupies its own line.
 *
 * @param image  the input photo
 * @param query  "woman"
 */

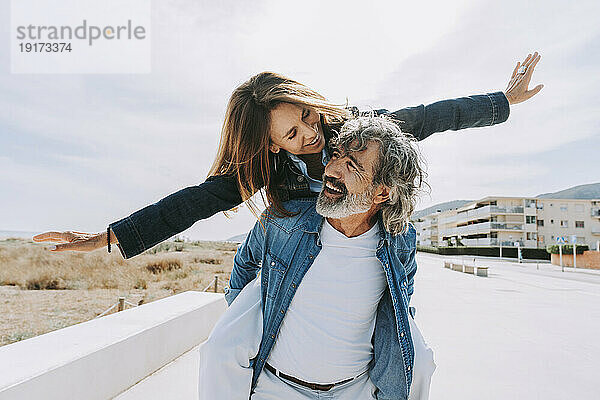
xmin=33 ymin=52 xmax=542 ymax=256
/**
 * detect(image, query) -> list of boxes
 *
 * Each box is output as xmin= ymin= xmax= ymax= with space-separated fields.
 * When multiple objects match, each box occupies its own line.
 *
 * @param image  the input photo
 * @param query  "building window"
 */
xmin=526 ymin=232 xmax=537 ymax=240
xmin=560 ymin=204 xmax=568 ymax=212
xmin=577 ymin=237 xmax=585 ymax=244
xmin=575 ymin=221 xmax=585 ymax=228
xmin=575 ymin=204 xmax=584 ymax=213
xmin=526 ymin=216 xmax=536 ymax=224
xmin=539 ymin=235 xmax=545 ymax=243
xmin=537 ymin=219 xmax=544 ymax=227
xmin=525 ymin=199 xmax=535 ymax=207
xmin=560 ymin=220 xmax=568 ymax=228
xmin=550 ymin=219 xmax=554 ymax=224
xmin=537 ymin=203 xmax=544 ymax=210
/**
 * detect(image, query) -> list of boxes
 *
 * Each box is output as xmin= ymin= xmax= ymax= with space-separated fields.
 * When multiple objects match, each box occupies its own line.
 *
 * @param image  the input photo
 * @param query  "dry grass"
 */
xmin=0 ymin=238 xmax=238 ymax=347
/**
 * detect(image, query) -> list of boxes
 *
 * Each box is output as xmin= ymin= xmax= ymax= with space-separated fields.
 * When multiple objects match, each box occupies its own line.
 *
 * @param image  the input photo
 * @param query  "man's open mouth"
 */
xmin=323 ymin=180 xmax=345 ymax=197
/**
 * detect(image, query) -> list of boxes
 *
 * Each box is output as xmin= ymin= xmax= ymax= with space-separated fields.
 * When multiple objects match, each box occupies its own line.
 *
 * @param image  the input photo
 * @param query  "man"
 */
xmin=214 ymin=116 xmax=433 ymax=399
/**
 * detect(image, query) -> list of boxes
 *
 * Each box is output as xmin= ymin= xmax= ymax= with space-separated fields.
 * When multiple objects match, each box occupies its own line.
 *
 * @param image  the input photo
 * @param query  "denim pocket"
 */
xmin=264 ymin=252 xmax=288 ymax=299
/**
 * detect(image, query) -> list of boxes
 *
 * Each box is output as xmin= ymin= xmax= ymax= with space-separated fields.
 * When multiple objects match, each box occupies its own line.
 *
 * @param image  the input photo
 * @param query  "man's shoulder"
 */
xmin=387 ymin=222 xmax=417 ymax=251
xmin=261 ymin=198 xmax=320 ymax=233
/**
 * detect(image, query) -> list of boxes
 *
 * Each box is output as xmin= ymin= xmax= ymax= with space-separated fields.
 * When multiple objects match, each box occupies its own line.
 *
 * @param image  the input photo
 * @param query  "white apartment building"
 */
xmin=414 ymin=197 xmax=600 ymax=249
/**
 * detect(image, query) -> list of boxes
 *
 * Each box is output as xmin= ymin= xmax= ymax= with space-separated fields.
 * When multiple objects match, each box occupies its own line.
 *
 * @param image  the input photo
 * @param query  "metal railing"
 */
xmin=490 ymin=222 xmax=524 ymax=230
xmin=490 ymin=205 xmax=524 ymax=214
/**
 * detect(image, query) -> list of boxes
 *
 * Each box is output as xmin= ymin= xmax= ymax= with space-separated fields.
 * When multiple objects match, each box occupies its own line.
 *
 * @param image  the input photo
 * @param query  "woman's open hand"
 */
xmin=504 ymin=52 xmax=544 ymax=105
xmin=32 ymin=230 xmax=113 ymax=252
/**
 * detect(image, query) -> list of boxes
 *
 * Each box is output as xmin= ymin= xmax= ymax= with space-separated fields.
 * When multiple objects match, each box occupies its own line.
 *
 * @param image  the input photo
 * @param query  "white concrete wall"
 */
xmin=0 ymin=291 xmax=226 ymax=400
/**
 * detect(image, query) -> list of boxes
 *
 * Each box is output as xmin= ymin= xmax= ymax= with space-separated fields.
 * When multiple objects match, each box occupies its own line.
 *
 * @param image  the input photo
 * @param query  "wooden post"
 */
xmin=118 ymin=297 xmax=125 ymax=312
xmin=213 ymin=276 xmax=218 ymax=293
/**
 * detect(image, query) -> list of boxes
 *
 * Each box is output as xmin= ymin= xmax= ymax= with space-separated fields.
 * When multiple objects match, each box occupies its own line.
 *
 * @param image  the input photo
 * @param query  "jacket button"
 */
xmin=280 ymin=310 xmax=285 ymax=314
xmin=292 ymin=284 xmax=296 ymax=288
xmin=297 ymin=175 xmax=304 ymax=182
xmin=407 ymin=366 xmax=411 ymax=371
xmin=309 ymin=255 xmax=314 ymax=259
xmin=271 ymin=261 xmax=275 ymax=266
xmin=400 ymin=331 xmax=404 ymax=337
xmin=271 ymin=334 xmax=275 ymax=339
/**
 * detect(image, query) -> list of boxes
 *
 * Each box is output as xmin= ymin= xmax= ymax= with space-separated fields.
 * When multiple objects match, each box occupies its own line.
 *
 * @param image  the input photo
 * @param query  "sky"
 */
xmin=1 ymin=0 xmax=599 ymax=241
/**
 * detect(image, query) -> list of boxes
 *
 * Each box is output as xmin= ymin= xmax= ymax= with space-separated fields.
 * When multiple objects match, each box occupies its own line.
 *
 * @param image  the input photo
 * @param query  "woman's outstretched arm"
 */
xmin=108 ymin=174 xmax=243 ymax=259
xmin=384 ymin=52 xmax=543 ymax=141
xmin=34 ymin=174 xmax=243 ymax=259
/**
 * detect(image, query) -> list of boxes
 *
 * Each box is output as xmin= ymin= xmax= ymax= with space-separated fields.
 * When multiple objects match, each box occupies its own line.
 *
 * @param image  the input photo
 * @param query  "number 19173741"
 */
xmin=19 ymin=43 xmax=72 ymax=52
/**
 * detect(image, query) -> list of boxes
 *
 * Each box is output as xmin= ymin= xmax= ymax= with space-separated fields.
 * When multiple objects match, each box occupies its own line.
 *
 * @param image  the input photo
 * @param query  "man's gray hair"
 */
xmin=331 ymin=116 xmax=427 ymax=235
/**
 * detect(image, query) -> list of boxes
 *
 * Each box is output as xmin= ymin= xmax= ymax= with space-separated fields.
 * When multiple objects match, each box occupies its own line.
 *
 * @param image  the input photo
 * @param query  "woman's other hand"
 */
xmin=32 ymin=229 xmax=117 ymax=252
xmin=504 ymin=52 xmax=544 ymax=105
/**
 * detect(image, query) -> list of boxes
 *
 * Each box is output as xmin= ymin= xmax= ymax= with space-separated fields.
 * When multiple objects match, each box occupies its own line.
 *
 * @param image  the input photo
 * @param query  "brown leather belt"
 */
xmin=264 ymin=363 xmax=355 ymax=392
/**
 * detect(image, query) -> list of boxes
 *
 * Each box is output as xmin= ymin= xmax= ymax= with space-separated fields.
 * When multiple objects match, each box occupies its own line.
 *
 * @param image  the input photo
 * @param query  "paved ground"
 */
xmin=118 ymin=253 xmax=600 ymax=399
xmin=412 ymin=253 xmax=599 ymax=400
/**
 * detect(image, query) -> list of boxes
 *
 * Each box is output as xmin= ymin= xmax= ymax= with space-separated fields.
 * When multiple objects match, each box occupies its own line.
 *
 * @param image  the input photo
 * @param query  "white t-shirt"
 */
xmin=267 ymin=219 xmax=386 ymax=383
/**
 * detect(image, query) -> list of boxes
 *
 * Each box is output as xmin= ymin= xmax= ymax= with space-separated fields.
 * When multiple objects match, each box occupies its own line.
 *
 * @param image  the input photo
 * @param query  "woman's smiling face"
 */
xmin=268 ymin=102 xmax=325 ymax=155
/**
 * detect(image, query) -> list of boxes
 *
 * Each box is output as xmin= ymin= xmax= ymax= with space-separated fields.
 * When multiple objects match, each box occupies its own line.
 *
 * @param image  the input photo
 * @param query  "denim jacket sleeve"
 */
xmin=385 ymin=91 xmax=510 ymax=141
xmin=224 ymin=216 xmax=265 ymax=305
xmin=404 ymin=247 xmax=417 ymax=304
xmin=109 ymin=174 xmax=242 ymax=259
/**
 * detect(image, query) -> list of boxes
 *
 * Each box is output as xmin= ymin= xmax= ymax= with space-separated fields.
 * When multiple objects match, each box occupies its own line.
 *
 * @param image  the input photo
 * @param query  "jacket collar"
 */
xmin=302 ymin=202 xmax=392 ymax=249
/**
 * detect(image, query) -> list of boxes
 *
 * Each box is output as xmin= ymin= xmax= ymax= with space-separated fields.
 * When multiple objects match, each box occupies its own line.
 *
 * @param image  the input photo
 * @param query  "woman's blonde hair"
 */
xmin=208 ymin=72 xmax=349 ymax=216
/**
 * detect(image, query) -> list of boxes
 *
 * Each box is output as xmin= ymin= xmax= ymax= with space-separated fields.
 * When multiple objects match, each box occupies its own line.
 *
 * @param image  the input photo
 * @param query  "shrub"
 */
xmin=546 ymin=244 xmax=589 ymax=255
xmin=134 ymin=278 xmax=147 ymax=289
xmin=145 ymin=258 xmax=182 ymax=274
xmin=25 ymin=275 xmax=68 ymax=290
xmin=192 ymin=257 xmax=222 ymax=265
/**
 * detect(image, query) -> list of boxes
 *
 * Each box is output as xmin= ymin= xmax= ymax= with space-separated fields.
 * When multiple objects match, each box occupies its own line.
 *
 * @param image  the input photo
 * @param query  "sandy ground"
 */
xmin=0 ymin=239 xmax=236 ymax=346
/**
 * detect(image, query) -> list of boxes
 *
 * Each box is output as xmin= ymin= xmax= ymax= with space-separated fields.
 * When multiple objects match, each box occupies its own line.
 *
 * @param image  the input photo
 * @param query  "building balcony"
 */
xmin=456 ymin=205 xmax=525 ymax=224
xmin=592 ymin=208 xmax=600 ymax=218
xmin=456 ymin=221 xmax=492 ymax=235
xmin=490 ymin=222 xmax=524 ymax=231
xmin=490 ymin=205 xmax=524 ymax=214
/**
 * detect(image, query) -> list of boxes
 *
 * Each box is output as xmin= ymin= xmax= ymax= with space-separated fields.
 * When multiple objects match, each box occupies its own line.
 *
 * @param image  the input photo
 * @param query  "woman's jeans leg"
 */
xmin=408 ymin=314 xmax=436 ymax=400
xmin=198 ymin=276 xmax=263 ymax=400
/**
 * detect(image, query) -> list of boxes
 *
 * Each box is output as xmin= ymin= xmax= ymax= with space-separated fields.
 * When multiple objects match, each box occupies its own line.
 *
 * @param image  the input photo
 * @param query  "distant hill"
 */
xmin=227 ymin=233 xmax=248 ymax=243
xmin=536 ymin=182 xmax=600 ymax=199
xmin=412 ymin=200 xmax=472 ymax=220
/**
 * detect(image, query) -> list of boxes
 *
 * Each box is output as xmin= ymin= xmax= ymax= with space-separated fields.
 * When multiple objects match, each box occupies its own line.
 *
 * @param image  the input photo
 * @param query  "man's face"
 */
xmin=316 ymin=140 xmax=380 ymax=218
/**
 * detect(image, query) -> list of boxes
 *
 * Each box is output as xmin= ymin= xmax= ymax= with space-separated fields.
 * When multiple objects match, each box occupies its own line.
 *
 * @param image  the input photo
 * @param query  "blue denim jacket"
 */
xmin=110 ymin=92 xmax=509 ymax=259
xmin=224 ymin=199 xmax=418 ymax=400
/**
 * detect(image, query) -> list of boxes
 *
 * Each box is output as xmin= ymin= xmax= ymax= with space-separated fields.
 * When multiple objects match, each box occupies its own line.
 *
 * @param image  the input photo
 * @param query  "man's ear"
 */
xmin=269 ymin=143 xmax=280 ymax=153
xmin=373 ymin=185 xmax=390 ymax=205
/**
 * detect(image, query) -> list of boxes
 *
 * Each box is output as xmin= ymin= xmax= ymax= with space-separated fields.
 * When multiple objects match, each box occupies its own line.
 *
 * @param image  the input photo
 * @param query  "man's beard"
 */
xmin=316 ymin=178 xmax=375 ymax=218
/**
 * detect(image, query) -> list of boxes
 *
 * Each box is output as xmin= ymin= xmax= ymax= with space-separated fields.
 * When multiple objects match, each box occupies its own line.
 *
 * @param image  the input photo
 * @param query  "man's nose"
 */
xmin=324 ymin=158 xmax=342 ymax=179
